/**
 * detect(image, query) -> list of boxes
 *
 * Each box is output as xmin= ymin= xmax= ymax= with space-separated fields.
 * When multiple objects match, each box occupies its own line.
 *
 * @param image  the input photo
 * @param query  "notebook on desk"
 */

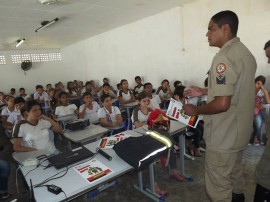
xmin=47 ymin=146 xmax=94 ymax=169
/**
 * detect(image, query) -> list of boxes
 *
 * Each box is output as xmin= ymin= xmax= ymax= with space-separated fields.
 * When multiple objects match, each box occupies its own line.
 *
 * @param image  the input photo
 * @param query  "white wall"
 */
xmin=2 ymin=0 xmax=270 ymax=94
xmin=62 ymin=0 xmax=270 ymax=90
xmin=0 ymin=50 xmax=86 ymax=94
xmin=182 ymin=0 xmax=270 ymax=87
xmin=62 ymin=6 xmax=185 ymax=89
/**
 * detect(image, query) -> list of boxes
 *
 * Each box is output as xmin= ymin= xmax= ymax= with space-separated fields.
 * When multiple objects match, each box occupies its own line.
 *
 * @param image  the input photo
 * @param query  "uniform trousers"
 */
xmin=205 ymin=148 xmax=245 ymax=202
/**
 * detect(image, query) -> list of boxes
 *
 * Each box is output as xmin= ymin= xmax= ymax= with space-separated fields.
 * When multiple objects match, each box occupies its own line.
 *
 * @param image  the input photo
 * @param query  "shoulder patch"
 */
xmin=216 ymin=63 xmax=226 ymax=74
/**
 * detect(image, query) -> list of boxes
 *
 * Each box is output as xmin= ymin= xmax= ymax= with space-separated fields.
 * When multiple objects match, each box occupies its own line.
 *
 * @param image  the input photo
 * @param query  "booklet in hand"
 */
xmin=166 ymin=98 xmax=201 ymax=128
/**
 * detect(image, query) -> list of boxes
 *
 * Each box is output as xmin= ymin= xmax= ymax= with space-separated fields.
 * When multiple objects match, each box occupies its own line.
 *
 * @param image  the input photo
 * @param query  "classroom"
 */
xmin=0 ymin=0 xmax=270 ymax=201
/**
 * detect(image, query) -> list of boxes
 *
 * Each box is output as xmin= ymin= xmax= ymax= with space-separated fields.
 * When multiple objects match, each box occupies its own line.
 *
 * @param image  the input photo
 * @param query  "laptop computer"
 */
xmin=47 ymin=146 xmax=94 ymax=169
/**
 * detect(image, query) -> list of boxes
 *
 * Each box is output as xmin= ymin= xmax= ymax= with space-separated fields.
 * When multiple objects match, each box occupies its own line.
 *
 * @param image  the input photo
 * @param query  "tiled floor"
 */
xmin=0 ymin=126 xmax=264 ymax=202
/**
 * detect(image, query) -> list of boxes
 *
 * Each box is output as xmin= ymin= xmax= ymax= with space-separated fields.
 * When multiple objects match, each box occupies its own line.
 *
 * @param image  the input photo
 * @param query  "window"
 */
xmin=11 ymin=52 xmax=61 ymax=64
xmin=0 ymin=56 xmax=6 ymax=65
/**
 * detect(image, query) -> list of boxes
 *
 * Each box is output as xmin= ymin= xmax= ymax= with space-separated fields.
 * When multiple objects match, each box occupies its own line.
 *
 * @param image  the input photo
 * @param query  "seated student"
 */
xmin=54 ymin=92 xmax=78 ymax=118
xmin=147 ymin=109 xmax=184 ymax=196
xmin=156 ymin=79 xmax=173 ymax=108
xmin=98 ymin=83 xmax=117 ymax=101
xmin=6 ymin=97 xmax=25 ymax=135
xmin=90 ymin=80 xmax=100 ymax=97
xmin=19 ymin=87 xmax=31 ymax=101
xmin=46 ymin=83 xmax=52 ymax=92
xmin=0 ymin=92 xmax=6 ymax=111
xmin=82 ymin=81 xmax=93 ymax=94
xmin=78 ymin=81 xmax=84 ymax=92
xmin=143 ymin=82 xmax=161 ymax=109
xmin=174 ymin=86 xmax=203 ymax=157
xmin=116 ymin=83 xmax=122 ymax=96
xmin=34 ymin=85 xmax=49 ymax=106
xmin=12 ymin=100 xmax=62 ymax=153
xmin=133 ymin=76 xmax=144 ymax=98
xmin=118 ymin=79 xmax=136 ymax=105
xmin=173 ymin=80 xmax=182 ymax=88
xmin=1 ymin=96 xmax=15 ymax=132
xmin=57 ymin=82 xmax=67 ymax=93
xmin=46 ymin=88 xmax=57 ymax=111
xmin=102 ymin=78 xmax=114 ymax=91
xmin=79 ymin=92 xmax=100 ymax=124
xmin=9 ymin=88 xmax=18 ymax=98
xmin=67 ymin=81 xmax=81 ymax=97
xmin=131 ymin=92 xmax=155 ymax=128
xmin=97 ymin=94 xmax=123 ymax=129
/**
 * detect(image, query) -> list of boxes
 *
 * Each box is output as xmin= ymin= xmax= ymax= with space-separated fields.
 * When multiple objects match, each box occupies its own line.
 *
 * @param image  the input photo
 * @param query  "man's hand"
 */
xmin=183 ymin=104 xmax=198 ymax=116
xmin=184 ymin=86 xmax=205 ymax=98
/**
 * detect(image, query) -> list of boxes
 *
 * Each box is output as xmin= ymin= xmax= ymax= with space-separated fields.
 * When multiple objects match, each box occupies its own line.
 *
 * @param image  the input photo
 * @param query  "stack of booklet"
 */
xmin=74 ymin=158 xmax=113 ymax=183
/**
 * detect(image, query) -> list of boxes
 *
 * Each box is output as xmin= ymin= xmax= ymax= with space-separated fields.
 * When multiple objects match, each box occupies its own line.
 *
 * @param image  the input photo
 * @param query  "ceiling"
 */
xmin=0 ymin=0 xmax=194 ymax=51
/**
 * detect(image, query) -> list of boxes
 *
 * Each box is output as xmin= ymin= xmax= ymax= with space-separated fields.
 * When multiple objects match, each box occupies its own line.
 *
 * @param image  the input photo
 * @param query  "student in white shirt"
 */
xmin=118 ymin=79 xmax=136 ymax=105
xmin=34 ymin=85 xmax=49 ymax=107
xmin=1 ymin=96 xmax=15 ymax=132
xmin=79 ymin=92 xmax=100 ymax=124
xmin=12 ymin=100 xmax=62 ymax=153
xmin=133 ymin=76 xmax=144 ymax=98
xmin=6 ymin=97 xmax=25 ymax=134
xmin=54 ymin=92 xmax=78 ymax=118
xmin=131 ymin=92 xmax=155 ymax=128
xmin=0 ymin=92 xmax=6 ymax=111
xmin=97 ymin=94 xmax=123 ymax=128
xmin=19 ymin=87 xmax=31 ymax=101
xmin=156 ymin=79 xmax=173 ymax=108
xmin=143 ymin=82 xmax=161 ymax=109
xmin=9 ymin=88 xmax=18 ymax=98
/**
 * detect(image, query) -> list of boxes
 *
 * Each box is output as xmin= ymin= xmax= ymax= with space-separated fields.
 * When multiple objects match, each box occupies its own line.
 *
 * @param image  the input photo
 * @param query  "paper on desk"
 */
xmin=98 ymin=133 xmax=131 ymax=149
xmin=166 ymin=98 xmax=202 ymax=128
xmin=73 ymin=158 xmax=113 ymax=183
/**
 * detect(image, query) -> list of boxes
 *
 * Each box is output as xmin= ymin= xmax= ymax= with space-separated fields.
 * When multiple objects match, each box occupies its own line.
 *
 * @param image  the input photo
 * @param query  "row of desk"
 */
xmin=13 ymin=120 xmax=188 ymax=202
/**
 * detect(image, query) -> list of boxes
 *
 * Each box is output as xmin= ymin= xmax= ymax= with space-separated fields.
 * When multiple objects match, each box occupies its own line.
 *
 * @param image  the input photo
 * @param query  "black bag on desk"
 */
xmin=113 ymin=130 xmax=172 ymax=171
xmin=65 ymin=119 xmax=90 ymax=131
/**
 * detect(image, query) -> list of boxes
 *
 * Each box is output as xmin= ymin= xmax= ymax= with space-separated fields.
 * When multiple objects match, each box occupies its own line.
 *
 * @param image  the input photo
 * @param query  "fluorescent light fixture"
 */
xmin=35 ymin=18 xmax=59 ymax=32
xmin=15 ymin=38 xmax=25 ymax=48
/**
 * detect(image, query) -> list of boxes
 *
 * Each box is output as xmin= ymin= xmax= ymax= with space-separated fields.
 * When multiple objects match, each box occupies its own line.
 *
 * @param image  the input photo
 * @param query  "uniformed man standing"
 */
xmin=254 ymin=40 xmax=270 ymax=202
xmin=183 ymin=10 xmax=257 ymax=202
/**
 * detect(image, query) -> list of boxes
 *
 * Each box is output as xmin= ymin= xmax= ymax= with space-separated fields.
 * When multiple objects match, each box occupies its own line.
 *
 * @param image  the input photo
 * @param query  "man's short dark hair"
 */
xmin=14 ymin=97 xmax=25 ymax=105
xmin=82 ymin=92 xmax=92 ymax=98
xmin=120 ymin=79 xmax=127 ymax=85
xmin=100 ymin=94 xmax=111 ymax=103
xmin=255 ymin=75 xmax=266 ymax=85
xmin=19 ymin=87 xmax=25 ymax=91
xmin=85 ymin=81 xmax=92 ymax=86
xmin=264 ymin=40 xmax=270 ymax=50
xmin=173 ymin=81 xmax=182 ymax=88
xmin=211 ymin=10 xmax=238 ymax=36
xmin=103 ymin=83 xmax=110 ymax=87
xmin=173 ymin=86 xmax=186 ymax=99
xmin=36 ymin=85 xmax=43 ymax=90
xmin=143 ymin=82 xmax=152 ymax=89
xmin=59 ymin=91 xmax=68 ymax=98
xmin=135 ymin=76 xmax=141 ymax=80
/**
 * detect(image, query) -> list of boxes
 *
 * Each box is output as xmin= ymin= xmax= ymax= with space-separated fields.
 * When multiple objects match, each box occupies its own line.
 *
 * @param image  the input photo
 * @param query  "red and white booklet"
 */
xmin=166 ymin=98 xmax=201 ymax=128
xmin=74 ymin=158 xmax=113 ymax=183
xmin=98 ymin=133 xmax=131 ymax=149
